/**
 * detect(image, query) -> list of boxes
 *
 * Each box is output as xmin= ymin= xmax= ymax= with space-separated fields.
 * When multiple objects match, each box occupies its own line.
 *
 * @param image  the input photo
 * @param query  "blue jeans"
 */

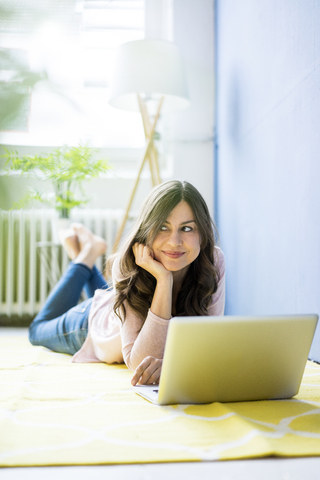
xmin=29 ymin=263 xmax=108 ymax=355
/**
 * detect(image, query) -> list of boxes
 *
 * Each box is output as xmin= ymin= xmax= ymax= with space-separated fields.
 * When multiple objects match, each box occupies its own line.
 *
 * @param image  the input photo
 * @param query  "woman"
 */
xmin=29 ymin=180 xmax=225 ymax=386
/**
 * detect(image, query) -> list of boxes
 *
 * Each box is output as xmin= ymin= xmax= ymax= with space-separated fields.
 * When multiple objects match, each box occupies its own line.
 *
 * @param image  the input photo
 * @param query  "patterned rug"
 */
xmin=1 ymin=335 xmax=320 ymax=466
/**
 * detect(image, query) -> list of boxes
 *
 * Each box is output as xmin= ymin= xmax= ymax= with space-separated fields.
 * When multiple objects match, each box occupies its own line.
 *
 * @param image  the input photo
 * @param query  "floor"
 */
xmin=1 ymin=328 xmax=320 ymax=479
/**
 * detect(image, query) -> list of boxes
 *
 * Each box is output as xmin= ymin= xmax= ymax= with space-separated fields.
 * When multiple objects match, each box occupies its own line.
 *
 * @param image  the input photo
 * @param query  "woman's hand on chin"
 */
xmin=131 ymin=356 xmax=163 ymax=386
xmin=132 ymin=243 xmax=171 ymax=281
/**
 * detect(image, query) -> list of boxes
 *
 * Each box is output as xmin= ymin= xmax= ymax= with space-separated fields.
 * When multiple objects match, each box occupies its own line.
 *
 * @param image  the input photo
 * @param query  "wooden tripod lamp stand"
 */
xmin=109 ymin=39 xmax=190 ymax=252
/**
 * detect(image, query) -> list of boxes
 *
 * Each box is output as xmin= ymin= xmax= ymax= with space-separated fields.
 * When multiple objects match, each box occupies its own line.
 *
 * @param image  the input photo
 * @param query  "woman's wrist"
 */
xmin=155 ymin=270 xmax=173 ymax=286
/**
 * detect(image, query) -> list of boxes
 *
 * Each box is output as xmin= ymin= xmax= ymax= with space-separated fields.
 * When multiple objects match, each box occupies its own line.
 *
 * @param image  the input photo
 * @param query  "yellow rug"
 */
xmin=1 ymin=335 xmax=320 ymax=466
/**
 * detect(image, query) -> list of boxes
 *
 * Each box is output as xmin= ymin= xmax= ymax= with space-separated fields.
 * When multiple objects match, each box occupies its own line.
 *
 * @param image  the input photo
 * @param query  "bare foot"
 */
xmin=59 ymin=228 xmax=80 ymax=260
xmin=71 ymin=223 xmax=107 ymax=269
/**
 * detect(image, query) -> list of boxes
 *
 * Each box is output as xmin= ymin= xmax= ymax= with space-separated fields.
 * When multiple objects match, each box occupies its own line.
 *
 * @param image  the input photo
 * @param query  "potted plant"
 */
xmin=2 ymin=144 xmax=111 ymax=239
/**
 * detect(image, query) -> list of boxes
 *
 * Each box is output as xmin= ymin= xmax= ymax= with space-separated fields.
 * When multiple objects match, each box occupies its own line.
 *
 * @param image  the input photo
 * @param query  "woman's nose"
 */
xmin=167 ymin=230 xmax=182 ymax=246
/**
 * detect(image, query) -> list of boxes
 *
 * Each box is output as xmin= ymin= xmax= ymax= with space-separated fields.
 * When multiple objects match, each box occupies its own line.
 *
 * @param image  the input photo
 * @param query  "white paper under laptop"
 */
xmin=134 ymin=314 xmax=318 ymax=405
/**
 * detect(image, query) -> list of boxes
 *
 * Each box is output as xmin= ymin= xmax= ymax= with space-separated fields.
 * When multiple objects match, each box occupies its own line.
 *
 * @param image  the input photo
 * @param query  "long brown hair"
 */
xmin=108 ymin=180 xmax=220 ymax=323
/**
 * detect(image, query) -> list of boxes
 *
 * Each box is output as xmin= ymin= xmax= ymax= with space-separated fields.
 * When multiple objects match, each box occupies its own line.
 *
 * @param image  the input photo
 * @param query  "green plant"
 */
xmin=3 ymin=145 xmax=111 ymax=218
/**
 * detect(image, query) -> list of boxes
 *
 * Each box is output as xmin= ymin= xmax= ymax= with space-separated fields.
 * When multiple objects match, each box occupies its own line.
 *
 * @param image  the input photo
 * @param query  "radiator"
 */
xmin=0 ymin=209 xmax=123 ymax=317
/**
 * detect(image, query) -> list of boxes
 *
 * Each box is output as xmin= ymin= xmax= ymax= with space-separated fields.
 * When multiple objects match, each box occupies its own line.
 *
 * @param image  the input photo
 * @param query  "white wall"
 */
xmin=216 ymin=0 xmax=320 ymax=360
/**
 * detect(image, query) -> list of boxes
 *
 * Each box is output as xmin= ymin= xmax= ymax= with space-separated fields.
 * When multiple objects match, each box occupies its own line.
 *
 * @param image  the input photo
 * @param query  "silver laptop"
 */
xmin=134 ymin=314 xmax=318 ymax=405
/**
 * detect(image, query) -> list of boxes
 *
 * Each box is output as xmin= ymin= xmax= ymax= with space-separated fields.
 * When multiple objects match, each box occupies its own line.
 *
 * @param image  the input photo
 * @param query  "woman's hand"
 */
xmin=132 ymin=243 xmax=171 ymax=281
xmin=131 ymin=356 xmax=163 ymax=386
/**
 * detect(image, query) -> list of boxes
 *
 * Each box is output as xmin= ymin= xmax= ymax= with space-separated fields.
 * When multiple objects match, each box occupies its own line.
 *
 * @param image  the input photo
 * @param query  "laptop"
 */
xmin=134 ymin=314 xmax=318 ymax=405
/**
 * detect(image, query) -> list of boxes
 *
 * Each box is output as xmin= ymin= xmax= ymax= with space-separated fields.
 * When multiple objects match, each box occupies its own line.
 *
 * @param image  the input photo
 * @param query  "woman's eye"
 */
xmin=182 ymin=226 xmax=193 ymax=232
xmin=160 ymin=225 xmax=169 ymax=231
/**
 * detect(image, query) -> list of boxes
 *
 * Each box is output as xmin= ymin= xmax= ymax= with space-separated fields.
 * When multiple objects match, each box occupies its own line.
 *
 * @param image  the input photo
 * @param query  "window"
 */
xmin=0 ymin=0 xmax=148 ymax=147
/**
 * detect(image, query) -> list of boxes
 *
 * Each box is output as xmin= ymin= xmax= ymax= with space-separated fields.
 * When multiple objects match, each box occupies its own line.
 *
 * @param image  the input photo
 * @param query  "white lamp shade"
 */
xmin=109 ymin=39 xmax=190 ymax=113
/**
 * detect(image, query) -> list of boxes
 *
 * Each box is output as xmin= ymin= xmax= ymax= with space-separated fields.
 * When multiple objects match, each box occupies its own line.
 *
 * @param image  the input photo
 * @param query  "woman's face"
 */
xmin=151 ymin=200 xmax=201 ymax=275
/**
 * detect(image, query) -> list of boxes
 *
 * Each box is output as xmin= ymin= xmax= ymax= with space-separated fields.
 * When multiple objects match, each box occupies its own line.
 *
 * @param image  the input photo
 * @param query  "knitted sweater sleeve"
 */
xmin=112 ymin=257 xmax=170 ymax=372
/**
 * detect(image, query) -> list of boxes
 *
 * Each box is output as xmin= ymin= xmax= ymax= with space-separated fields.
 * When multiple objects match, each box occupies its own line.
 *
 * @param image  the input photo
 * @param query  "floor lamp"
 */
xmin=108 ymin=39 xmax=190 ymax=252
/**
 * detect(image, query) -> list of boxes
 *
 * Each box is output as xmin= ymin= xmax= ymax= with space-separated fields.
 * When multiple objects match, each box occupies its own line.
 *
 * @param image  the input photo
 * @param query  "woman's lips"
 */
xmin=163 ymin=251 xmax=185 ymax=259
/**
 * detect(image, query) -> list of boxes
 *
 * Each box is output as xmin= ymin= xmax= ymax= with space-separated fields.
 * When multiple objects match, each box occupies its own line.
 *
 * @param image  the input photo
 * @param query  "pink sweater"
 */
xmin=72 ymin=247 xmax=225 ymax=371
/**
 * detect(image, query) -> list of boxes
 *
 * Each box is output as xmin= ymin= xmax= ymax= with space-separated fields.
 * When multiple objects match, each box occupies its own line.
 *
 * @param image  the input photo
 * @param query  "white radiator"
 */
xmin=0 ymin=209 xmax=123 ymax=317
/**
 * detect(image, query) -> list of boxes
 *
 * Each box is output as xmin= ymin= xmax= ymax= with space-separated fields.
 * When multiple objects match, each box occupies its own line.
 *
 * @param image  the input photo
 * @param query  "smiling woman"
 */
xmin=112 ymin=180 xmax=223 ymax=322
xmin=28 ymin=180 xmax=225 ymax=387
xmin=130 ymin=200 xmax=201 ymax=335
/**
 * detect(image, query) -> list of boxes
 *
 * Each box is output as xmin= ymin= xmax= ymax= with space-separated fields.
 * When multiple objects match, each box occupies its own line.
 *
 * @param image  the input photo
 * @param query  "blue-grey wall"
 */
xmin=215 ymin=0 xmax=320 ymax=361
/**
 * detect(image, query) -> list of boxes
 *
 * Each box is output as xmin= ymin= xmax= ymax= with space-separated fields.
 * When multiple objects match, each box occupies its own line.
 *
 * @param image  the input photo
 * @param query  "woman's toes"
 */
xmin=92 ymin=234 xmax=107 ymax=256
xmin=59 ymin=228 xmax=80 ymax=260
xmin=71 ymin=223 xmax=107 ymax=256
xmin=71 ymin=223 xmax=92 ymax=248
